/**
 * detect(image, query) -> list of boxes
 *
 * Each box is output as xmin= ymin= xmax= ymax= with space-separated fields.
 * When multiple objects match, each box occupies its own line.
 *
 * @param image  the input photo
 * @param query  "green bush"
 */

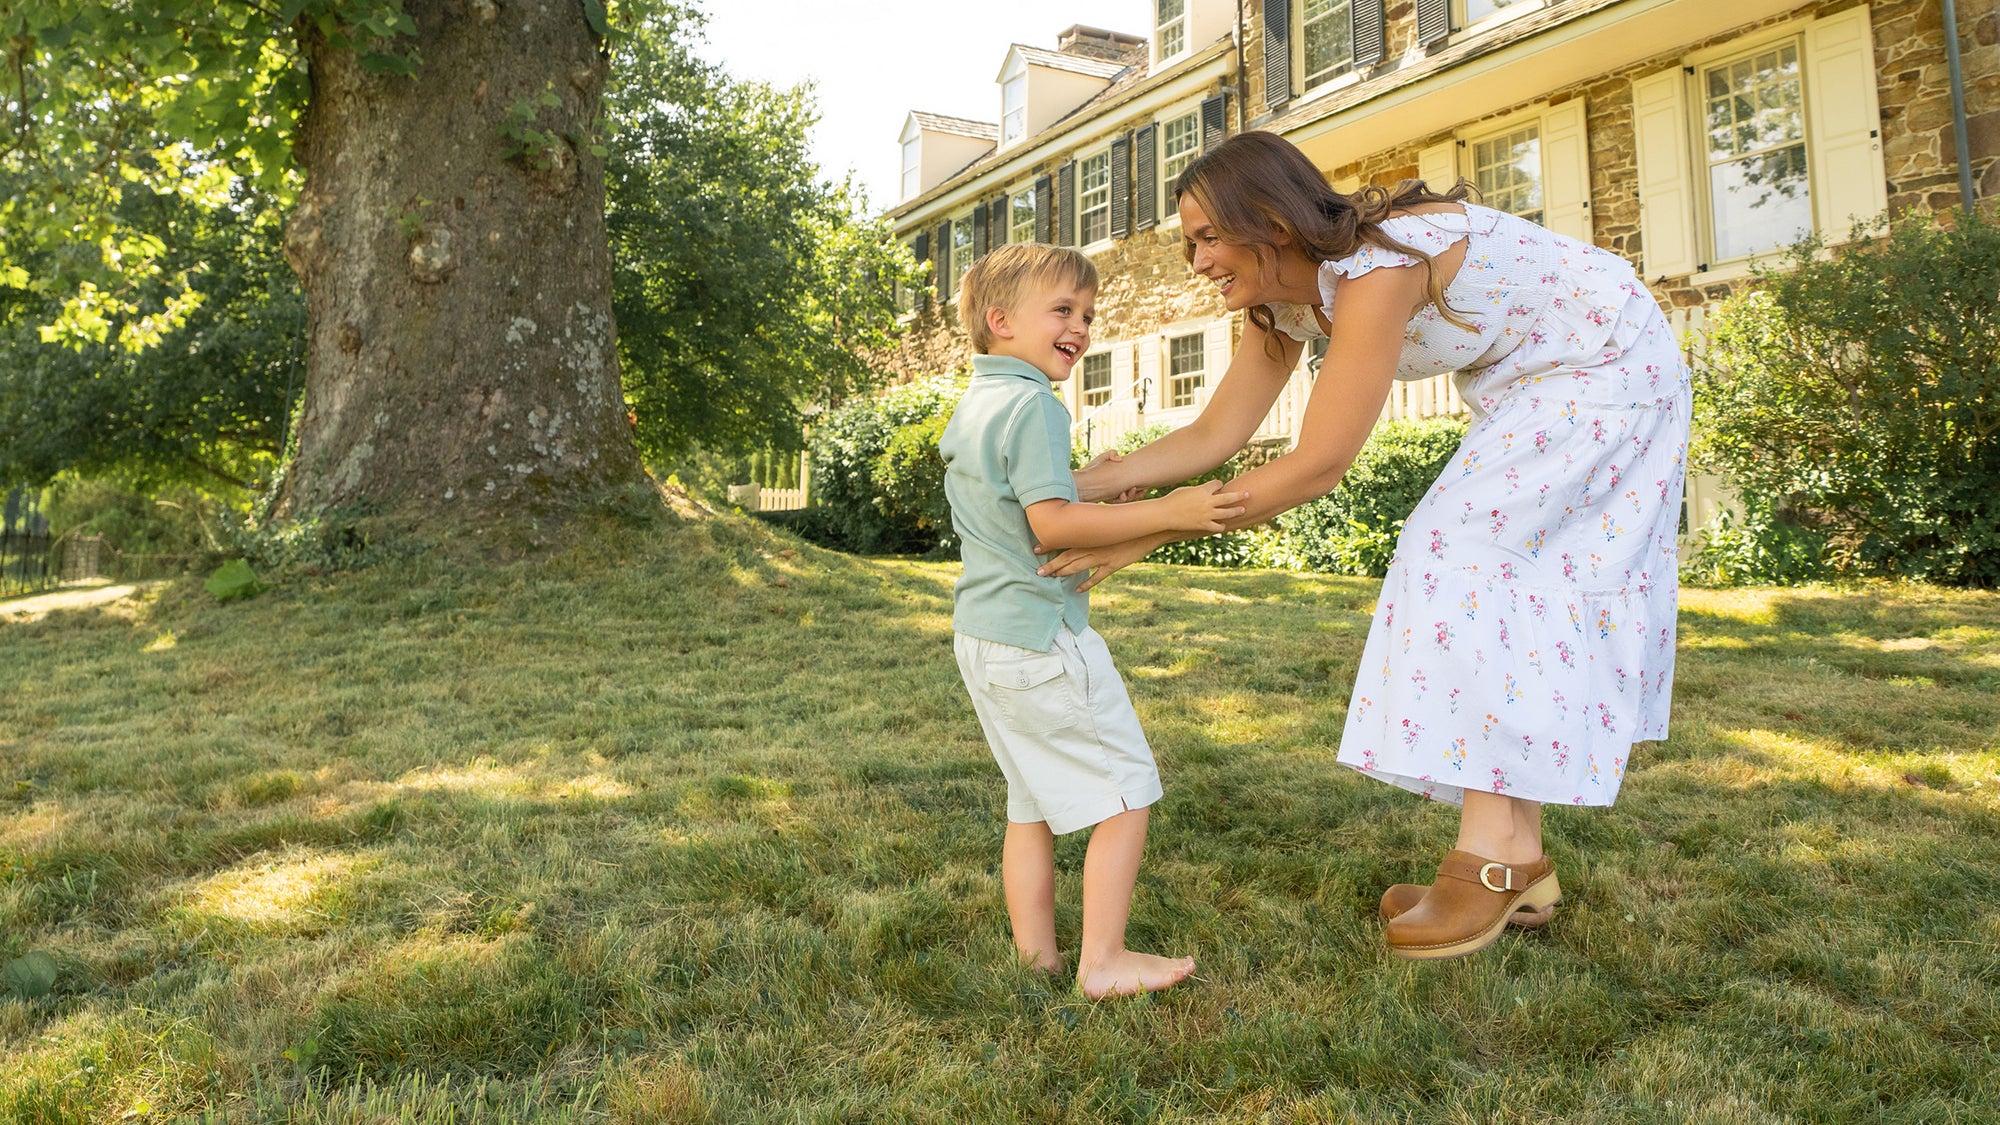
xmin=875 ymin=410 xmax=956 ymax=556
xmin=1681 ymin=498 xmax=1829 ymax=587
xmin=45 ymin=476 xmax=237 ymax=560
xmin=1098 ymin=424 xmax=1279 ymax=567
xmin=1691 ymin=210 xmax=2000 ymax=587
xmin=805 ymin=375 xmax=963 ymax=554
xmin=1272 ymin=415 xmax=1468 ymax=577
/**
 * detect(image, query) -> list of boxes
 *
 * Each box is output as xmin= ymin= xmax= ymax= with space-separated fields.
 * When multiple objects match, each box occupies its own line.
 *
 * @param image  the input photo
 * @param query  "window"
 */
xmin=1471 ymin=124 xmax=1544 ymax=225
xmin=1079 ymin=150 xmax=1111 ymax=244
xmin=1168 ymin=332 xmax=1204 ymax=407
xmin=1160 ymin=110 xmax=1200 ymax=204
xmin=1002 ymin=75 xmax=1027 ymax=146
xmin=1459 ymin=0 xmax=1534 ymax=28
xmin=948 ymin=213 xmax=975 ymax=301
xmin=1299 ymin=0 xmax=1353 ymax=92
xmin=1701 ymin=40 xmax=1810 ymax=262
xmin=1010 ymin=187 xmax=1037 ymax=246
xmin=1631 ymin=8 xmax=1885 ymax=280
xmin=901 ymin=138 xmax=921 ymax=200
xmin=1157 ymin=0 xmax=1187 ymax=59
xmin=1081 ymin=352 xmax=1113 ymax=408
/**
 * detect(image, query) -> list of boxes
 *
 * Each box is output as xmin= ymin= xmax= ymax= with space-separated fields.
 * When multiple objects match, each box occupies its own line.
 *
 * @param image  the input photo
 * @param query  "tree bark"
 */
xmin=278 ymin=0 xmax=646 ymax=525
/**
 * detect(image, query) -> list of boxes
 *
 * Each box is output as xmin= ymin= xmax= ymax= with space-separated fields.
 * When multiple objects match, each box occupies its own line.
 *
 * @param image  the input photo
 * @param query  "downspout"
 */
xmin=1234 ymin=0 xmax=1247 ymax=133
xmin=1942 ymin=0 xmax=1976 ymax=206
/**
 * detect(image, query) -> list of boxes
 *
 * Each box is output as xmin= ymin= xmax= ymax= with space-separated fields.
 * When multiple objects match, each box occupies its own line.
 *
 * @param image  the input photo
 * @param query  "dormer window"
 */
xmin=1157 ymin=0 xmax=1186 ymax=58
xmin=901 ymin=137 xmax=921 ymax=200
xmin=1002 ymin=74 xmax=1027 ymax=145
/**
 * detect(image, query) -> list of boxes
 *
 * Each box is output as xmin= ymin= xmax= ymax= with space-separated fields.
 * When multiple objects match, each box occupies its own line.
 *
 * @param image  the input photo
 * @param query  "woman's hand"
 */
xmin=1071 ymin=450 xmax=1141 ymax=503
xmin=1034 ymin=533 xmax=1170 ymax=592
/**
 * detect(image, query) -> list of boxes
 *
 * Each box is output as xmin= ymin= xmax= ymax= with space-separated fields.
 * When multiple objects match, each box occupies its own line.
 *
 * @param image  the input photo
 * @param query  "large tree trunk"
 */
xmin=278 ymin=0 xmax=646 ymax=525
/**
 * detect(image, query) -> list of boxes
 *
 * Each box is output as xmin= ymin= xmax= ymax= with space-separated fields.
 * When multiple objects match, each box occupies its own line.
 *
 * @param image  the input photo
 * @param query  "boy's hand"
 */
xmin=1163 ymin=480 xmax=1248 ymax=532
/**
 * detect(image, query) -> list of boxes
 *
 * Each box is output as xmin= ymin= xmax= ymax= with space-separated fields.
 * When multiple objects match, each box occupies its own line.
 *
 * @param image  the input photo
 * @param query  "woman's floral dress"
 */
xmin=1268 ymin=204 xmax=1689 ymax=806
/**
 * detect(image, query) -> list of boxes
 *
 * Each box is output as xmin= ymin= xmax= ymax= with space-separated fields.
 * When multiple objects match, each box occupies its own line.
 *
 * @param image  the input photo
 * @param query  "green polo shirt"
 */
xmin=940 ymin=354 xmax=1088 ymax=651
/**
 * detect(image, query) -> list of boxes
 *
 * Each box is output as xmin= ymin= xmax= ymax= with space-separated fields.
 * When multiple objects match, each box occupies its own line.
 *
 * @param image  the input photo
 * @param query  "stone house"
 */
xmin=881 ymin=0 xmax=1997 ymax=528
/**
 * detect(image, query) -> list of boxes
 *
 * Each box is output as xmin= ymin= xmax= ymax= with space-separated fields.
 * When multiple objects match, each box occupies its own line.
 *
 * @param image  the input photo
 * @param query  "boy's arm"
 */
xmin=1024 ymin=481 xmax=1247 ymax=550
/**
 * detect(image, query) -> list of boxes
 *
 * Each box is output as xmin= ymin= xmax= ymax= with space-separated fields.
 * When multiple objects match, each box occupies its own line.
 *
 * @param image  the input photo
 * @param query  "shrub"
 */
xmin=1680 ymin=498 xmax=1829 ymax=587
xmin=1095 ymin=424 xmax=1279 ymax=567
xmin=805 ymin=375 xmax=963 ymax=554
xmin=1691 ymin=210 xmax=2000 ymax=587
xmin=1270 ymin=415 xmax=1468 ymax=577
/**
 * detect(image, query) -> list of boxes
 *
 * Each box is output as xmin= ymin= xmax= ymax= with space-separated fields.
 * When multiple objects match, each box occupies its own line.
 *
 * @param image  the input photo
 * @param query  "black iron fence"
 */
xmin=1 ymin=487 xmax=58 ymax=598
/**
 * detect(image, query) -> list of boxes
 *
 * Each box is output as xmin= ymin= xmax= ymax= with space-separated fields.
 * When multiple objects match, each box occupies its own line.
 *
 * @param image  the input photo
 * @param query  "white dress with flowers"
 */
xmin=1268 ymin=204 xmax=1690 ymax=806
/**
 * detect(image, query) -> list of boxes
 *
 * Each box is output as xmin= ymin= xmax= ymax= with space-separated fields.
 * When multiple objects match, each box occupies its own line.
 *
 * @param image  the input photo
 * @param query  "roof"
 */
xmin=1009 ymin=44 xmax=1130 ymax=81
xmin=909 ymin=112 xmax=999 ymax=141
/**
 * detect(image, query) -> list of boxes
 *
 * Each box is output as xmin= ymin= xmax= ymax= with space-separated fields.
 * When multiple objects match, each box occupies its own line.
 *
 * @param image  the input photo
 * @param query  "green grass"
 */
xmin=2 ymin=511 xmax=1997 ymax=1123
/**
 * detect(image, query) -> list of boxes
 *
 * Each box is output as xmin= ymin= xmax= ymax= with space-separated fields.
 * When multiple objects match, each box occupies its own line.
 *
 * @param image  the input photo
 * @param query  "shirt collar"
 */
xmin=971 ymin=354 xmax=1053 ymax=390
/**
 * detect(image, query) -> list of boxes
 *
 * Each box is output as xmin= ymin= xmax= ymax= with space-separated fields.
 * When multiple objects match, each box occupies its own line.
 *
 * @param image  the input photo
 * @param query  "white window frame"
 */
xmin=1077 ymin=145 xmax=1113 ymax=248
xmin=1454 ymin=0 xmax=1545 ymax=37
xmin=1166 ymin=330 xmax=1205 ymax=408
xmin=1156 ymin=99 xmax=1204 ymax=229
xmin=947 ymin=209 xmax=976 ymax=303
xmin=1465 ymin=119 xmax=1546 ymax=227
xmin=1633 ymin=10 xmax=1887 ymax=285
xmin=1156 ymin=0 xmax=1188 ymax=62
xmin=1008 ymin=184 xmax=1037 ymax=246
xmin=1079 ymin=350 xmax=1114 ymax=408
xmin=901 ymin=137 xmax=921 ymax=201
xmin=1421 ymin=99 xmax=1591 ymax=244
xmin=1001 ymin=74 xmax=1027 ymax=147
xmin=1692 ymin=34 xmax=1812 ymax=273
xmin=1296 ymin=0 xmax=1358 ymax=98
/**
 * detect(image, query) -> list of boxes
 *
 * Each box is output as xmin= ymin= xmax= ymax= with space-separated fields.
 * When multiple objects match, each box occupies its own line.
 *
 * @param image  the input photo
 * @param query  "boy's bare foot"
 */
xmin=1022 ymin=952 xmax=1065 ymax=975
xmin=1077 ymin=951 xmax=1196 ymax=999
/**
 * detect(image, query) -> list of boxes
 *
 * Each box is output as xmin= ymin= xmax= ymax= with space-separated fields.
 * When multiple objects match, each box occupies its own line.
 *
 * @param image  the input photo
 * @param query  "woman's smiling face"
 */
xmin=1179 ymin=194 xmax=1279 ymax=311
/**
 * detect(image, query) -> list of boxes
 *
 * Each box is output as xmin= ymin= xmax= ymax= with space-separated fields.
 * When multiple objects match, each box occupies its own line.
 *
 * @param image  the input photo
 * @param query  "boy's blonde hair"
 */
xmin=957 ymin=242 xmax=1099 ymax=354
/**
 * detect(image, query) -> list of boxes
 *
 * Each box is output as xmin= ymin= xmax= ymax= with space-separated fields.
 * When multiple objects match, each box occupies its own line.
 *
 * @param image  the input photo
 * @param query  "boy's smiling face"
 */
xmin=986 ymin=281 xmax=1095 ymax=382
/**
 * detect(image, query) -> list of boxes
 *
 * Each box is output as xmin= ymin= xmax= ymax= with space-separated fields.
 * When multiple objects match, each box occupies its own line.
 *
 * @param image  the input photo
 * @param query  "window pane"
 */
xmin=1158 ymin=0 xmax=1185 ymax=55
xmin=1002 ymin=77 xmax=1026 ymax=144
xmin=1161 ymin=112 xmax=1201 ymax=198
xmin=1710 ymin=144 xmax=1811 ymax=261
xmin=1301 ymin=0 xmax=1352 ymax=90
xmin=1081 ymin=152 xmax=1111 ymax=244
xmin=1011 ymin=189 xmax=1037 ymax=245
xmin=1463 ymin=0 xmax=1529 ymax=22
xmin=1472 ymin=125 xmax=1543 ymax=225
xmin=1703 ymin=41 xmax=1809 ymax=262
xmin=1081 ymin=352 xmax=1113 ymax=407
xmin=1169 ymin=333 xmax=1204 ymax=407
xmin=950 ymin=217 xmax=976 ymax=297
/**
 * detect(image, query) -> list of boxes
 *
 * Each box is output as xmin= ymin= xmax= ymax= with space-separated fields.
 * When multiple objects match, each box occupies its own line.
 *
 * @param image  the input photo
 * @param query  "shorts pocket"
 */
xmin=985 ymin=653 xmax=1078 ymax=734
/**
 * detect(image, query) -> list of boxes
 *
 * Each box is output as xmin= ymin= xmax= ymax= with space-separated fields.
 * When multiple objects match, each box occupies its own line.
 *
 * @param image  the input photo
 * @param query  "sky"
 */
xmin=692 ymin=0 xmax=1158 ymax=213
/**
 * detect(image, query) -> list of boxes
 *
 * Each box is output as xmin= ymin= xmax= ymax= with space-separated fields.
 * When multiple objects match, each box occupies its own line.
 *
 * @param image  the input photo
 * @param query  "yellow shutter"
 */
xmin=1541 ymin=99 xmax=1592 ymax=244
xmin=1418 ymin=140 xmax=1456 ymax=192
xmin=1631 ymin=67 xmax=1698 ymax=280
xmin=1804 ymin=6 xmax=1888 ymax=240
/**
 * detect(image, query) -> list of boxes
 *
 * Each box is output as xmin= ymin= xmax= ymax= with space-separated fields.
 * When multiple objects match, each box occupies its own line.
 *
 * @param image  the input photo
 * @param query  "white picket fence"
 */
xmin=726 ymin=483 xmax=807 ymax=512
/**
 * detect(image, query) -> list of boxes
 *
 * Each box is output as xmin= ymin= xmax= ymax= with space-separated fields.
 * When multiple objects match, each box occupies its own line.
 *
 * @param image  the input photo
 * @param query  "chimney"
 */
xmin=1056 ymin=25 xmax=1147 ymax=61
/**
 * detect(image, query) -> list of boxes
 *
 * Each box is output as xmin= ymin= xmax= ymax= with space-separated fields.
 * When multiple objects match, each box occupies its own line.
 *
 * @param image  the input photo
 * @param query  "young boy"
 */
xmin=940 ymin=243 xmax=1246 ymax=998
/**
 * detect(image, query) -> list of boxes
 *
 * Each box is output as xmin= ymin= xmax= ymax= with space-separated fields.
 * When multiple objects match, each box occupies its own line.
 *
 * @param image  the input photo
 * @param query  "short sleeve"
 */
xmin=1005 ymin=393 xmax=1078 ymax=507
xmin=1325 ymin=213 xmax=1474 ymax=282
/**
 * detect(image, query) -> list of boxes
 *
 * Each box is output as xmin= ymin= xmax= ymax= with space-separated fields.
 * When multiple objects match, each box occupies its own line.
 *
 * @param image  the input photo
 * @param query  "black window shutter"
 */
xmin=936 ymin=219 xmax=952 ymax=293
xmin=1034 ymin=174 xmax=1053 ymax=242
xmin=1057 ymin=161 xmax=1077 ymax=247
xmin=1352 ymin=0 xmax=1386 ymax=68
xmin=972 ymin=207 xmax=988 ymax=260
xmin=1110 ymin=133 xmax=1132 ymax=240
xmin=1416 ymin=0 xmax=1449 ymax=46
xmin=1263 ymin=0 xmax=1291 ymax=111
xmin=989 ymin=195 xmax=1009 ymax=247
xmin=1134 ymin=123 xmax=1159 ymax=231
xmin=1201 ymin=94 xmax=1227 ymax=149
xmin=912 ymin=232 xmax=929 ymax=298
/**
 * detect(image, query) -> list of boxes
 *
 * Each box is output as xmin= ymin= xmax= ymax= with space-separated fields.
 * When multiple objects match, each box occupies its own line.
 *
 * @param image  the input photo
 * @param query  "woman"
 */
xmin=1039 ymin=132 xmax=1688 ymax=961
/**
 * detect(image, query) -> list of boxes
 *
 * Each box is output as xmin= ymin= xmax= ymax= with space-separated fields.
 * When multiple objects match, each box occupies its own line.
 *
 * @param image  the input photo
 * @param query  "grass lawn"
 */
xmin=2 ymin=511 xmax=1997 ymax=1123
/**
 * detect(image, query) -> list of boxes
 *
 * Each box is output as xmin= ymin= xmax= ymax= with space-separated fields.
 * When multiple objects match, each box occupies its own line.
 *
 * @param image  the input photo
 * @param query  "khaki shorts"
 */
xmin=954 ymin=626 xmax=1163 ymax=835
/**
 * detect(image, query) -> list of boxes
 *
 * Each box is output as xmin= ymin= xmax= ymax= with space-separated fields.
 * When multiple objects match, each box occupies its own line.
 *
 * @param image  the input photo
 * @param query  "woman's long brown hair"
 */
xmin=1173 ymin=131 xmax=1474 ymax=356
